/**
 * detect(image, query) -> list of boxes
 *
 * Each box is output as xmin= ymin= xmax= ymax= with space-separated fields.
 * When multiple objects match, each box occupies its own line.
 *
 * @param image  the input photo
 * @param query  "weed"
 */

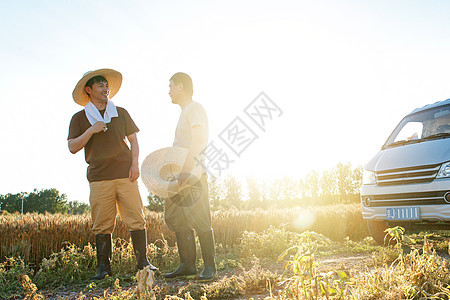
xmin=277 ymin=231 xmax=350 ymax=299
xmin=136 ymin=266 xmax=155 ymax=299
xmin=384 ymin=225 xmax=405 ymax=245
xmin=238 ymin=225 xmax=301 ymax=260
xmin=34 ymin=243 xmax=95 ymax=287
xmin=20 ymin=274 xmax=44 ymax=300
xmin=0 ymin=257 xmax=34 ymax=299
xmin=237 ymin=257 xmax=279 ymax=294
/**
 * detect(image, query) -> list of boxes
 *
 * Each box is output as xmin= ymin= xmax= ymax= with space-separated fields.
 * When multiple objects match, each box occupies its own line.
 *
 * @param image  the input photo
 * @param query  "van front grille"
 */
xmin=376 ymin=164 xmax=440 ymax=186
xmin=363 ymin=191 xmax=449 ymax=207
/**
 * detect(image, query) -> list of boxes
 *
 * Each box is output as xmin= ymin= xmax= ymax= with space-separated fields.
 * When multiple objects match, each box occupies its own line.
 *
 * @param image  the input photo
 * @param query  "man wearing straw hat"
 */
xmin=68 ymin=69 xmax=156 ymax=280
xmin=164 ymin=72 xmax=216 ymax=281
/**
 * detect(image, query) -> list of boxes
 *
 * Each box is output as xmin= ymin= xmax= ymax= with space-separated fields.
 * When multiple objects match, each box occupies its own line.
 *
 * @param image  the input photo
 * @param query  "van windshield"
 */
xmin=384 ymin=104 xmax=450 ymax=148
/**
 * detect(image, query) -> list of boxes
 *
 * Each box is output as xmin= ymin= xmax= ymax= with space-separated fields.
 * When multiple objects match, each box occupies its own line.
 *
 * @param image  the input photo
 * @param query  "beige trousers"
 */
xmin=89 ymin=178 xmax=146 ymax=235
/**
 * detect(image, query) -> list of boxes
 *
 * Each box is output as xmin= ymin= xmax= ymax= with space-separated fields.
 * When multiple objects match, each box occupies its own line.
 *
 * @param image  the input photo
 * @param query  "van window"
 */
xmin=394 ymin=122 xmax=423 ymax=142
xmin=434 ymin=109 xmax=450 ymax=134
xmin=385 ymin=104 xmax=450 ymax=147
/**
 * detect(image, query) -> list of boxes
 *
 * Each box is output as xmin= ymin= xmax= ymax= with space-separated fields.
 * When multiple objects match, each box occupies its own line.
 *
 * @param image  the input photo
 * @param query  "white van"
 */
xmin=361 ymin=99 xmax=450 ymax=244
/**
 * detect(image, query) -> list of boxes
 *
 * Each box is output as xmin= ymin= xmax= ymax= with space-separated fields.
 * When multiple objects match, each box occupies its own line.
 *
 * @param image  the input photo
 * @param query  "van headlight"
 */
xmin=437 ymin=162 xmax=450 ymax=178
xmin=363 ymin=170 xmax=377 ymax=185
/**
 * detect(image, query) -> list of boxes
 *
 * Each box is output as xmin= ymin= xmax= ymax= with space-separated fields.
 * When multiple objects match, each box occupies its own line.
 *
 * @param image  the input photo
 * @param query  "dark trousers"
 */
xmin=164 ymin=173 xmax=212 ymax=233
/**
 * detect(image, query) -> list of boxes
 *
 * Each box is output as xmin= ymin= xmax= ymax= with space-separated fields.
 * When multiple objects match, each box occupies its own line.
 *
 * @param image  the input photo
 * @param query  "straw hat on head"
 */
xmin=72 ymin=68 xmax=122 ymax=106
xmin=141 ymin=147 xmax=203 ymax=198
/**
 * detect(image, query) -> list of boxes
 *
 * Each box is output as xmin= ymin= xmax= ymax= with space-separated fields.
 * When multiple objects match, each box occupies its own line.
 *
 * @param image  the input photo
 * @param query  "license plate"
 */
xmin=386 ymin=207 xmax=420 ymax=220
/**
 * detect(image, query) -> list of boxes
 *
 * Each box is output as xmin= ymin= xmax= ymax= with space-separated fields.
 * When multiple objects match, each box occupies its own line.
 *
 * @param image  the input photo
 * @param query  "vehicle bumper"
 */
xmin=361 ymin=178 xmax=450 ymax=221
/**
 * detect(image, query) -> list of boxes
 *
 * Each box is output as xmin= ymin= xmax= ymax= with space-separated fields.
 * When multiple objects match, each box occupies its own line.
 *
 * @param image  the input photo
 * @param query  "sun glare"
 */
xmin=293 ymin=210 xmax=316 ymax=231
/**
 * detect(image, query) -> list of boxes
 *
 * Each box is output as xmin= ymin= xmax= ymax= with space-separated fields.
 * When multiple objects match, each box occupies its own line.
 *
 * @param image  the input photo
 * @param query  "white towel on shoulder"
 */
xmin=84 ymin=100 xmax=118 ymax=126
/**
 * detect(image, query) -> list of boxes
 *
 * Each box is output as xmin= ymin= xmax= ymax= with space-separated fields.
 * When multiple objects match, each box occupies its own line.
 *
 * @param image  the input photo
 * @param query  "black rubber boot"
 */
xmin=164 ymin=230 xmax=197 ymax=279
xmin=131 ymin=230 xmax=158 ymax=271
xmin=90 ymin=234 xmax=112 ymax=280
xmin=198 ymin=230 xmax=216 ymax=282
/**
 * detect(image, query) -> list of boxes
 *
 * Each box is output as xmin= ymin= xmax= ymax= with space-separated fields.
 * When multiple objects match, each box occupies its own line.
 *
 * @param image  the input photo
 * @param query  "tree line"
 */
xmin=0 ymin=188 xmax=89 ymax=214
xmin=148 ymin=162 xmax=363 ymax=211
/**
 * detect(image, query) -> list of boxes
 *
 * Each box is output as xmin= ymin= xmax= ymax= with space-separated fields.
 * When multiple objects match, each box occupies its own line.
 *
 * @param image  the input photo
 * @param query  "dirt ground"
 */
xmin=40 ymin=252 xmax=376 ymax=300
xmin=316 ymin=252 xmax=374 ymax=272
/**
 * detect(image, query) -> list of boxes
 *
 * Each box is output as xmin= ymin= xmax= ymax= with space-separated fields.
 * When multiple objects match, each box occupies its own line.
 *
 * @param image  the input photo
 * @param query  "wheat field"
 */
xmin=0 ymin=203 xmax=367 ymax=267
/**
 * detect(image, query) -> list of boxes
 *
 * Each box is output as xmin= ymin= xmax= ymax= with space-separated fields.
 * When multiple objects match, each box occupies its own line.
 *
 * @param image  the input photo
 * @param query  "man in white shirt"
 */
xmin=164 ymin=72 xmax=216 ymax=282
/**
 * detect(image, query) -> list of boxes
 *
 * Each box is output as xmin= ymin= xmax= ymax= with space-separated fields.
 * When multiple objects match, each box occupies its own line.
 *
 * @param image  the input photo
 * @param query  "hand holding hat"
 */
xmin=141 ymin=147 xmax=203 ymax=198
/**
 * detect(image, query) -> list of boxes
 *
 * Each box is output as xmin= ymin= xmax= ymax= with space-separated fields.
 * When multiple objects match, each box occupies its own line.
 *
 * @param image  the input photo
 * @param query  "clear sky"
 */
xmin=1 ymin=0 xmax=450 ymax=203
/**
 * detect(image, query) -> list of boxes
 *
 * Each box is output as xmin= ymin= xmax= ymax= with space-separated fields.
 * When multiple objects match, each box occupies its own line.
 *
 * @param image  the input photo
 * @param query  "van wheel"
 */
xmin=367 ymin=220 xmax=395 ymax=246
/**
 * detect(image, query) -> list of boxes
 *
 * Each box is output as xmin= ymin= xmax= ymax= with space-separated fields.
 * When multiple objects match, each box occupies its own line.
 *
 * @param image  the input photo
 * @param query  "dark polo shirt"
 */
xmin=68 ymin=106 xmax=139 ymax=182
